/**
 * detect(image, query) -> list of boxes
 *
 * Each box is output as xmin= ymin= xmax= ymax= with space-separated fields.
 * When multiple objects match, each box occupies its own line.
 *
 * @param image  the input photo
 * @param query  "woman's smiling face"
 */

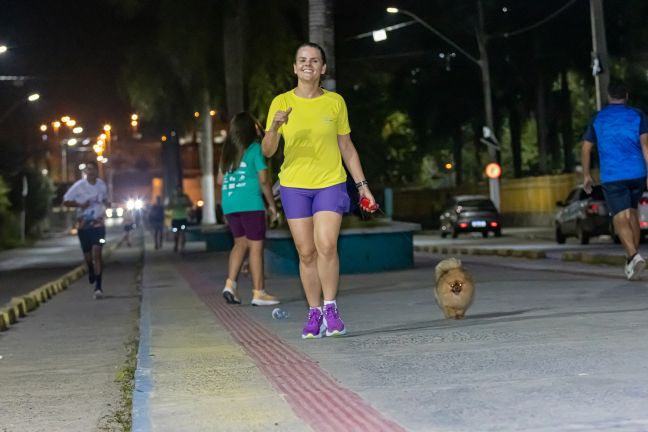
xmin=293 ymin=46 xmax=326 ymax=82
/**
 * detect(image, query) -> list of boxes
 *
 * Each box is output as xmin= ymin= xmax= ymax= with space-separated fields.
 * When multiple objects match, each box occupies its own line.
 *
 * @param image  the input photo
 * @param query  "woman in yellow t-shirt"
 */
xmin=262 ymin=42 xmax=376 ymax=339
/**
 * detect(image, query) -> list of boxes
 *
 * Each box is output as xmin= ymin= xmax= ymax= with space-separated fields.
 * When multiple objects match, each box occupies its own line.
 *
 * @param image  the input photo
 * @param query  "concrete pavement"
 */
xmin=133 ymin=239 xmax=648 ymax=431
xmin=0 ymin=237 xmax=142 ymax=431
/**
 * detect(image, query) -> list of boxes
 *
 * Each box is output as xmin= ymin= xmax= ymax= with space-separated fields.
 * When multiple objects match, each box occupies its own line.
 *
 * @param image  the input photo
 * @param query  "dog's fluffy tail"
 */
xmin=435 ymin=258 xmax=463 ymax=283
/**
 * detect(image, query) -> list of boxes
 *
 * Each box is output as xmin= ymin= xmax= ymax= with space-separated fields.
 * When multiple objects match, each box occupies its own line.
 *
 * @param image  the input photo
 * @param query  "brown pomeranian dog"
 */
xmin=434 ymin=258 xmax=475 ymax=319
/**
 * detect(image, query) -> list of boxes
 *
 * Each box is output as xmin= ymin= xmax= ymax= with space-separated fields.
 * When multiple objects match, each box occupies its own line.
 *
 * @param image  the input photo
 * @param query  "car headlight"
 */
xmin=105 ymin=208 xmax=114 ymax=218
xmin=116 ymin=208 xmax=124 ymax=217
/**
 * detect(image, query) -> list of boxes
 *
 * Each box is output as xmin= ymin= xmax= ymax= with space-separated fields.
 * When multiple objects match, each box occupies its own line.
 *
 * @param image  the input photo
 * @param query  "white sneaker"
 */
xmin=222 ymin=286 xmax=241 ymax=304
xmin=93 ymin=289 xmax=103 ymax=300
xmin=625 ymin=253 xmax=645 ymax=281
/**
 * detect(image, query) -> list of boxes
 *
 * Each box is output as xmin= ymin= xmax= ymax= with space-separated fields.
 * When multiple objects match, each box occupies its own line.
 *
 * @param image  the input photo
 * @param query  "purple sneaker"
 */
xmin=302 ymin=308 xmax=325 ymax=339
xmin=323 ymin=303 xmax=347 ymax=337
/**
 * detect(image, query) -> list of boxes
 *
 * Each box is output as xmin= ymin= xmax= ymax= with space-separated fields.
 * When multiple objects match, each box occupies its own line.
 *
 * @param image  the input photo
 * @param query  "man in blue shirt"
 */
xmin=582 ymin=81 xmax=648 ymax=280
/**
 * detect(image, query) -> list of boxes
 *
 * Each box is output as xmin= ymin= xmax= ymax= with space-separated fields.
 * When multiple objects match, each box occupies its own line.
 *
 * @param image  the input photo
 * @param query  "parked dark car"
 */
xmin=554 ymin=185 xmax=610 ymax=245
xmin=439 ymin=195 xmax=502 ymax=238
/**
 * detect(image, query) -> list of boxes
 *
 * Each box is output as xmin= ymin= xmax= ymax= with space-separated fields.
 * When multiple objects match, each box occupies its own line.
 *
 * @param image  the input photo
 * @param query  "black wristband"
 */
xmin=355 ymin=180 xmax=368 ymax=189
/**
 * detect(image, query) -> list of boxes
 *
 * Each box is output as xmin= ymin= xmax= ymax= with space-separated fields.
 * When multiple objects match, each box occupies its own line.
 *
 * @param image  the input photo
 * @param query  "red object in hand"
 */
xmin=359 ymin=196 xmax=379 ymax=213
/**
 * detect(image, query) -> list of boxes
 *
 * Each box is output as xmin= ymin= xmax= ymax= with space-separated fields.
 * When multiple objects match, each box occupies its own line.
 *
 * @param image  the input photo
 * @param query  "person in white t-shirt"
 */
xmin=63 ymin=161 xmax=110 ymax=299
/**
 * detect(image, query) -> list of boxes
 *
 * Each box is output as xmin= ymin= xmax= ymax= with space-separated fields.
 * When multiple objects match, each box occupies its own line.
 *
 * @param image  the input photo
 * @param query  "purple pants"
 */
xmin=280 ymin=182 xmax=350 ymax=219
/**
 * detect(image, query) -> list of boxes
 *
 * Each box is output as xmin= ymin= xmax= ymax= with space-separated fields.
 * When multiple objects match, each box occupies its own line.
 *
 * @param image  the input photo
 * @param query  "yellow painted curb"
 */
xmin=0 ymin=235 xmax=127 ymax=333
xmin=30 ymin=289 xmax=47 ymax=304
xmin=11 ymin=297 xmax=28 ymax=318
xmin=23 ymin=294 xmax=39 ymax=311
xmin=0 ymin=307 xmax=17 ymax=326
xmin=415 ymin=245 xmax=547 ymax=260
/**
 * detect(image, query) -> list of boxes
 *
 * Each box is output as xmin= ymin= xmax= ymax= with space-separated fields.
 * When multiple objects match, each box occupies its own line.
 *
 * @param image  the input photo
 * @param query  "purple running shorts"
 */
xmin=225 ymin=211 xmax=267 ymax=240
xmin=280 ymin=182 xmax=350 ymax=219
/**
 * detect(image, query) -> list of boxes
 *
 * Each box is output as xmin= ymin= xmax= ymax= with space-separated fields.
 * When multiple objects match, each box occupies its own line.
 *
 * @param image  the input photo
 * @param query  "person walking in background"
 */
xmin=262 ymin=42 xmax=377 ymax=339
xmin=148 ymin=196 xmax=165 ymax=249
xmin=218 ymin=112 xmax=279 ymax=306
xmin=582 ymin=81 xmax=648 ymax=280
xmin=168 ymin=186 xmax=191 ymax=253
xmin=63 ymin=161 xmax=109 ymax=299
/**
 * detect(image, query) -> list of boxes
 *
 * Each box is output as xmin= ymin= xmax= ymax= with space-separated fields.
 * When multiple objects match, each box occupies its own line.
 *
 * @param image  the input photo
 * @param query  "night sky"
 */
xmin=0 ymin=1 xmax=140 ymax=136
xmin=0 ymin=0 xmax=596 ymax=139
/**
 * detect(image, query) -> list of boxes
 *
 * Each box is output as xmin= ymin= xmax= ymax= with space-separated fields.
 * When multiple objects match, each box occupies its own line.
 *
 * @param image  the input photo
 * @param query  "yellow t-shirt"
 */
xmin=265 ymin=89 xmax=350 ymax=189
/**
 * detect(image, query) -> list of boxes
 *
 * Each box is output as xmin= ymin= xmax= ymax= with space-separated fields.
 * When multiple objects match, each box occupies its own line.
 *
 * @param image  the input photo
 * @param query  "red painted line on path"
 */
xmin=177 ymin=262 xmax=406 ymax=432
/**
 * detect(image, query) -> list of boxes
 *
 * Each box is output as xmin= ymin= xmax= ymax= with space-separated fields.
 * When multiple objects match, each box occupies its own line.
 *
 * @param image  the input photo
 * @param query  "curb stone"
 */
xmin=0 ymin=235 xmax=125 ymax=332
xmin=561 ymin=251 xmax=625 ymax=266
xmin=414 ymin=245 xmax=547 ymax=260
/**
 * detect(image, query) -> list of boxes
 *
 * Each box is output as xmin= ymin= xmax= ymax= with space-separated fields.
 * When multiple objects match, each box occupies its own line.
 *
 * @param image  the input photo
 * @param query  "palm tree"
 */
xmin=309 ymin=0 xmax=336 ymax=90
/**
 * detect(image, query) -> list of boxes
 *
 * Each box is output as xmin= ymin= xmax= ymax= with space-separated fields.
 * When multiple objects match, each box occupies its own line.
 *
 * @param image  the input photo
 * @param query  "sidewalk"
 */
xmin=0 ymin=242 xmax=142 ymax=431
xmin=134 ymin=241 xmax=648 ymax=431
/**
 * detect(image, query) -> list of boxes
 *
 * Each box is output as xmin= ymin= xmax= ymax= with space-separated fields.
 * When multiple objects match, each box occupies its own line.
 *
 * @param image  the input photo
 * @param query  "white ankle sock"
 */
xmin=324 ymin=299 xmax=337 ymax=307
xmin=310 ymin=306 xmax=322 ymax=312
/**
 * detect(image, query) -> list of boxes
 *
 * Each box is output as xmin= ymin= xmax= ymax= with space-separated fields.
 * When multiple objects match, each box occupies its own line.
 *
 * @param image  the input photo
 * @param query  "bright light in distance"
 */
xmin=66 ymin=120 xmax=76 ymax=127
xmin=372 ymin=29 xmax=388 ymax=42
xmin=101 ymin=158 xmax=108 ymax=164
xmin=209 ymin=110 xmax=216 ymax=116
xmin=27 ymin=93 xmax=40 ymax=102
xmin=97 ymin=155 xmax=104 ymax=162
xmin=97 ymin=139 xmax=104 ymax=146
xmin=67 ymin=138 xmax=78 ymax=146
xmin=93 ymin=144 xmax=102 ymax=153
xmin=61 ymin=116 xmax=70 ymax=123
xmin=105 ymin=208 xmax=113 ymax=218
xmin=53 ymin=121 xmax=61 ymax=128
xmin=161 ymin=135 xmax=167 ymax=142
xmin=197 ymin=200 xmax=204 ymax=207
xmin=82 ymin=138 xmax=91 ymax=145
xmin=131 ymin=114 xmax=138 ymax=121
xmin=126 ymin=199 xmax=135 ymax=210
xmin=386 ymin=7 xmax=399 ymax=13
xmin=103 ymin=124 xmax=111 ymax=132
xmin=72 ymin=126 xmax=83 ymax=134
xmin=99 ymin=133 xmax=106 ymax=140
xmin=116 ymin=208 xmax=124 ymax=217
xmin=444 ymin=162 xmax=453 ymax=170
xmin=194 ymin=111 xmax=200 ymax=118
xmin=135 ymin=199 xmax=143 ymax=210
xmin=41 ymin=169 xmax=48 ymax=176
xmin=40 ymin=124 xmax=47 ymax=132
xmin=131 ymin=120 xmax=138 ymax=127
xmin=79 ymin=163 xmax=86 ymax=170
xmin=0 ymin=45 xmax=7 ymax=54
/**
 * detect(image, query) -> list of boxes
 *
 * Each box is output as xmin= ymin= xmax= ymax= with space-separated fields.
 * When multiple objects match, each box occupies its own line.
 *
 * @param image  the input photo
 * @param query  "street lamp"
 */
xmin=0 ymin=45 xmax=7 ymax=54
xmin=0 ymin=92 xmax=41 ymax=124
xmin=385 ymin=5 xmax=500 ymax=209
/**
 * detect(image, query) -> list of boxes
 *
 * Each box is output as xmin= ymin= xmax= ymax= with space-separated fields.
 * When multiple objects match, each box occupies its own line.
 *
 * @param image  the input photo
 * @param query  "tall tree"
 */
xmin=309 ymin=0 xmax=336 ymax=90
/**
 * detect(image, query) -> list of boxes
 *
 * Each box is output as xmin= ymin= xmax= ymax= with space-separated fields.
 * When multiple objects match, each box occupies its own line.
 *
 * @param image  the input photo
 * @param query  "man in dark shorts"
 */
xmin=582 ymin=81 xmax=648 ymax=280
xmin=148 ymin=195 xmax=165 ymax=249
xmin=63 ymin=161 xmax=110 ymax=298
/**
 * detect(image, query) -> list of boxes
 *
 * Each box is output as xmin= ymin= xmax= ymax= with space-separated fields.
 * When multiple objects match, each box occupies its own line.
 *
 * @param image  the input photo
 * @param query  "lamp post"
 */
xmin=103 ymin=124 xmax=114 ymax=202
xmin=386 ymin=5 xmax=500 ymax=209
